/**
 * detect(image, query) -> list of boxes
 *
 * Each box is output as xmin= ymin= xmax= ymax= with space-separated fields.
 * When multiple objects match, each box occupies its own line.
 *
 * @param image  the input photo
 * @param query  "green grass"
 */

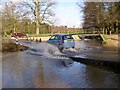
xmin=28 ymin=33 xmax=80 ymax=37
xmin=29 ymin=34 xmax=52 ymax=37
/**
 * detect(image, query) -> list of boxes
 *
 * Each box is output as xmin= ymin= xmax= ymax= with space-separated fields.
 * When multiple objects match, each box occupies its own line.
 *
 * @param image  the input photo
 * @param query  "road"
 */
xmin=2 ymin=40 xmax=119 ymax=88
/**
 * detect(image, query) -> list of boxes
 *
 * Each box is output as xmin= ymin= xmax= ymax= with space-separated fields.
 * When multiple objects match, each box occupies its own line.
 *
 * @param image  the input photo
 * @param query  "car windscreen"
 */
xmin=64 ymin=35 xmax=73 ymax=40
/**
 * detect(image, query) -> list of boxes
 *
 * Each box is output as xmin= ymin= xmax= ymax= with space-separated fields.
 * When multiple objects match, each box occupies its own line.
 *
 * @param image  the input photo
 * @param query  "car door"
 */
xmin=48 ymin=35 xmax=61 ymax=45
xmin=54 ymin=35 xmax=61 ymax=45
xmin=48 ymin=35 xmax=56 ymax=44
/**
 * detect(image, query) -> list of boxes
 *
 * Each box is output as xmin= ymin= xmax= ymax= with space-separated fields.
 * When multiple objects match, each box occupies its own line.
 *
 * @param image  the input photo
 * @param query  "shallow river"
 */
xmin=2 ymin=40 xmax=119 ymax=88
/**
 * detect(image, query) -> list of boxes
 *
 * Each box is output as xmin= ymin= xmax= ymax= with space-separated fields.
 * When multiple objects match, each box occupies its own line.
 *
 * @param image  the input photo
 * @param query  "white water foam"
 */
xmin=27 ymin=42 xmax=69 ymax=59
xmin=62 ymin=41 xmax=87 ymax=53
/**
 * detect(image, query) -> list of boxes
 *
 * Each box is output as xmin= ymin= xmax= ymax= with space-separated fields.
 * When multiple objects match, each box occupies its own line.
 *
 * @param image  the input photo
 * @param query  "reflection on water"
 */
xmin=85 ymin=65 xmax=118 ymax=88
xmin=2 ymin=41 xmax=119 ymax=88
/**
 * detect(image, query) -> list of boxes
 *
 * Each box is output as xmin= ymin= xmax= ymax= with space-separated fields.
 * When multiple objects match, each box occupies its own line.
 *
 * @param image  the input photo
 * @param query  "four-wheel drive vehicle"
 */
xmin=47 ymin=34 xmax=75 ymax=51
xmin=11 ymin=33 xmax=27 ymax=38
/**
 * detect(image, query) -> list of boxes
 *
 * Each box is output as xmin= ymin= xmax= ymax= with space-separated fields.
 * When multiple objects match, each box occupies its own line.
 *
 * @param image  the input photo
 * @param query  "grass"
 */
xmin=28 ymin=33 xmax=80 ymax=37
xmin=29 ymin=34 xmax=52 ymax=37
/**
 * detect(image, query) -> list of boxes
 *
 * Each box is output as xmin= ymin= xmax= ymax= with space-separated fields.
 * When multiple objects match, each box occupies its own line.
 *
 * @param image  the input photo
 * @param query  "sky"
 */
xmin=1 ymin=0 xmax=119 ymax=28
xmin=0 ymin=0 xmax=84 ymax=28
xmin=54 ymin=0 xmax=84 ymax=28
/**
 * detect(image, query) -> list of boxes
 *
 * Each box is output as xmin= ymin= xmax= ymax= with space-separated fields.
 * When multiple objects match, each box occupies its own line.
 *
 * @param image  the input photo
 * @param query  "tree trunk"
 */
xmin=35 ymin=2 xmax=40 ymax=35
xmin=36 ymin=20 xmax=39 ymax=35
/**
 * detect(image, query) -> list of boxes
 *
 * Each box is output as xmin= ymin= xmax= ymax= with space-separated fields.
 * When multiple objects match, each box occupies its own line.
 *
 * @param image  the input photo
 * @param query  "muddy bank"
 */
xmin=100 ymin=34 xmax=119 ymax=50
xmin=2 ymin=43 xmax=29 ymax=52
xmin=103 ymin=39 xmax=119 ymax=50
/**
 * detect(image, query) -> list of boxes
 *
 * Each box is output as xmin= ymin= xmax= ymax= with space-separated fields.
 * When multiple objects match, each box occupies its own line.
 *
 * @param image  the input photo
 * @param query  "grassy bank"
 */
xmin=29 ymin=34 xmax=54 ymax=37
xmin=29 ymin=32 xmax=80 ymax=37
xmin=102 ymin=34 xmax=119 ymax=50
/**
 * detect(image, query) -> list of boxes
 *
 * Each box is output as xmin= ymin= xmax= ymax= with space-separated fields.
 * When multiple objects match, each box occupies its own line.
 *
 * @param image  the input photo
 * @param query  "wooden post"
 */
xmin=116 ymin=20 xmax=118 ymax=34
xmin=103 ymin=28 xmax=104 ymax=35
xmin=105 ymin=29 xmax=107 ymax=34
xmin=110 ymin=31 xmax=111 ymax=35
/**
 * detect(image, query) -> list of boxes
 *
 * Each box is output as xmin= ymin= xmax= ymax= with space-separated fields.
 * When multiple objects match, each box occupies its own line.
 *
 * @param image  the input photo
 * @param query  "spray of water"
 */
xmin=62 ymin=41 xmax=87 ymax=53
xmin=27 ymin=42 xmax=69 ymax=59
xmin=26 ymin=41 xmax=102 ymax=59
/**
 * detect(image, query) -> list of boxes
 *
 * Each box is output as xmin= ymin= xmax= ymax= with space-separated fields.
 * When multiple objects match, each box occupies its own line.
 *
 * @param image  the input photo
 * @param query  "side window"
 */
xmin=64 ymin=35 xmax=73 ymax=40
xmin=49 ymin=35 xmax=61 ymax=40
xmin=50 ymin=35 xmax=56 ymax=40
xmin=55 ymin=35 xmax=60 ymax=40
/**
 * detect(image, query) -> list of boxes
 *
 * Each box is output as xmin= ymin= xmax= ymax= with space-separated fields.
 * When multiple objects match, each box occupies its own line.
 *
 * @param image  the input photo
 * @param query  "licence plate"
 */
xmin=68 ymin=40 xmax=72 ymax=42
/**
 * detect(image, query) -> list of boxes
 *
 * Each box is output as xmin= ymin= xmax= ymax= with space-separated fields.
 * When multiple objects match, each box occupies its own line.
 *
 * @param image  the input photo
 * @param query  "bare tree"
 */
xmin=1 ymin=1 xmax=31 ymax=36
xmin=19 ymin=0 xmax=56 ymax=35
xmin=2 ymin=2 xmax=20 ymax=35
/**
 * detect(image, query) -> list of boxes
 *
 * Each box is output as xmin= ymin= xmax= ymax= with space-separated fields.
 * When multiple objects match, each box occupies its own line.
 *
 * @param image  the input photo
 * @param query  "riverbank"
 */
xmin=2 ymin=43 xmax=28 ymax=52
xmin=103 ymin=35 xmax=119 ymax=50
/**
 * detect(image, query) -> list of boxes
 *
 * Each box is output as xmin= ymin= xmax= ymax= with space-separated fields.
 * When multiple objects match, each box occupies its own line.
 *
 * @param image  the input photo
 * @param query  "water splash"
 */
xmin=62 ymin=42 xmax=85 ymax=53
xmin=27 ymin=42 xmax=69 ymax=59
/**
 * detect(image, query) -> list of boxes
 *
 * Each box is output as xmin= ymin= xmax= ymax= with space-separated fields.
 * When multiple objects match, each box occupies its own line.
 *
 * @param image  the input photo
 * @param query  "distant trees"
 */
xmin=1 ymin=2 xmax=22 ymax=36
xmin=1 ymin=2 xmax=34 ymax=36
xmin=1 ymin=0 xmax=56 ymax=36
xmin=78 ymin=1 xmax=120 ymax=34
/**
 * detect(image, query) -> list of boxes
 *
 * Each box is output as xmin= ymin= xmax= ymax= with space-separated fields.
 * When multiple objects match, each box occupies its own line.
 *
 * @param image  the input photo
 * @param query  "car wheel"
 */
xmin=58 ymin=44 xmax=63 ymax=52
xmin=72 ymin=46 xmax=75 ymax=48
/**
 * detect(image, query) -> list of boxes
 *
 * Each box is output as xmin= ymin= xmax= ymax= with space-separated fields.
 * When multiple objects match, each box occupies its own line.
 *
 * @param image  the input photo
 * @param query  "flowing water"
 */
xmin=2 ymin=40 xmax=119 ymax=88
